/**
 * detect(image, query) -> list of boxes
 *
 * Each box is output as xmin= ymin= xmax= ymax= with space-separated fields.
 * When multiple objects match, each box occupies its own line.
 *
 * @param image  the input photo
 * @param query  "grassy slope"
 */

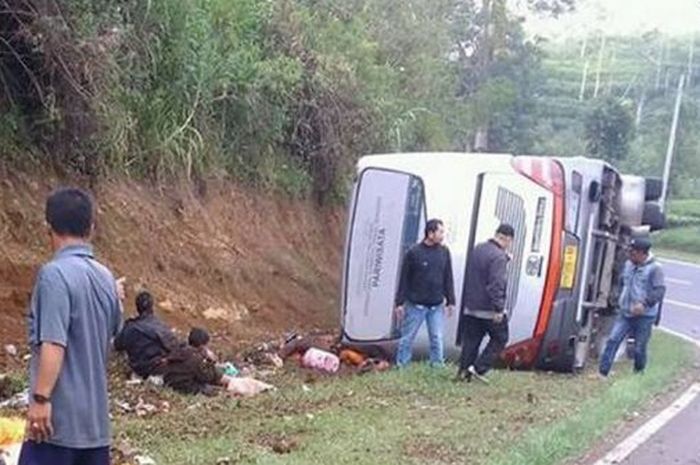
xmin=115 ymin=331 xmax=695 ymax=465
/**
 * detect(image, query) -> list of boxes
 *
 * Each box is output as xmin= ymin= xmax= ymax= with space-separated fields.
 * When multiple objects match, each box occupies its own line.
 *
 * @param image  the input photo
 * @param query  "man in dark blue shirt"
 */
xmin=395 ymin=219 xmax=456 ymax=367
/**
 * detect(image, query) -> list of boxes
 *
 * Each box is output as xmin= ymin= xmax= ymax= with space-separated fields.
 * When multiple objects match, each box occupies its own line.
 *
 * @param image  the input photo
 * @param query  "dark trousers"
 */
xmin=459 ymin=314 xmax=509 ymax=374
xmin=18 ymin=441 xmax=110 ymax=465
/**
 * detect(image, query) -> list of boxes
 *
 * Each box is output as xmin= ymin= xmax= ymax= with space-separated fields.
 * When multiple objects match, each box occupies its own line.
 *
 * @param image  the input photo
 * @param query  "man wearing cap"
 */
xmin=599 ymin=237 xmax=666 ymax=377
xmin=456 ymin=224 xmax=515 ymax=383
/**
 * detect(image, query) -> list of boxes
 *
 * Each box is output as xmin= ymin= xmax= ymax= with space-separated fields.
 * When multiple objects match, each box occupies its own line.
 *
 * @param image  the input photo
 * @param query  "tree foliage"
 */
xmin=585 ymin=98 xmax=634 ymax=163
xmin=0 ymin=0 xmax=563 ymax=200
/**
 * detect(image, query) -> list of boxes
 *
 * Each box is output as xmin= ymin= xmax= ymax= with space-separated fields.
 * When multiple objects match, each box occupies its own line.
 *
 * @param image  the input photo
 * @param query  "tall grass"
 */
xmin=0 ymin=0 xmax=466 ymax=199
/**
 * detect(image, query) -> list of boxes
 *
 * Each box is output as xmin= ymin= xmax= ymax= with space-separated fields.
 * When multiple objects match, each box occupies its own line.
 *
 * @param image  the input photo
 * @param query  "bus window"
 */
xmin=495 ymin=186 xmax=527 ymax=313
xmin=566 ymin=171 xmax=583 ymax=232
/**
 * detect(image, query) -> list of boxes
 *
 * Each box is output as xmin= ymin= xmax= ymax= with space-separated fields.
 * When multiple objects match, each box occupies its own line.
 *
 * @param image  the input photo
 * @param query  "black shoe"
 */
xmin=454 ymin=369 xmax=472 ymax=383
xmin=467 ymin=365 xmax=490 ymax=384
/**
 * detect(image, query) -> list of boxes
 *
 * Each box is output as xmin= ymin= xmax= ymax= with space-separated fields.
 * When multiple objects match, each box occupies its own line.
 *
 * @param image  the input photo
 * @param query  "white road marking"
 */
xmin=592 ymin=383 xmax=700 ymax=465
xmin=658 ymin=326 xmax=700 ymax=348
xmin=592 ymin=256 xmax=700 ymax=464
xmin=666 ymin=277 xmax=693 ymax=286
xmin=659 ymin=257 xmax=700 ymax=270
xmin=665 ymin=299 xmax=700 ymax=312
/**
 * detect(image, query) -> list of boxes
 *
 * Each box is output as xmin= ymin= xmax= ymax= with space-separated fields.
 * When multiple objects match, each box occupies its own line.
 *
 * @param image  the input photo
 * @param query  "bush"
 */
xmin=0 ymin=0 xmax=537 ymax=201
xmin=655 ymin=226 xmax=700 ymax=255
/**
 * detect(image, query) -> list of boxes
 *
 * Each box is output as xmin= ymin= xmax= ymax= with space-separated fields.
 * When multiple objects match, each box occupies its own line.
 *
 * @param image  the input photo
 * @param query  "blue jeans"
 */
xmin=599 ymin=315 xmax=655 ymax=376
xmin=19 ymin=441 xmax=110 ymax=465
xmin=395 ymin=302 xmax=444 ymax=367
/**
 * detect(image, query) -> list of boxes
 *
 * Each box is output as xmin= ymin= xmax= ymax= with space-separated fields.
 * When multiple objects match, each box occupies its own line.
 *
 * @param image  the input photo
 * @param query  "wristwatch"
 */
xmin=32 ymin=393 xmax=50 ymax=404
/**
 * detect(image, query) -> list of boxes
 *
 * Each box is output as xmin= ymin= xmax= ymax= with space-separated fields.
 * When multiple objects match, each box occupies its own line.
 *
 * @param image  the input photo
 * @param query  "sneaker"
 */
xmin=453 ymin=369 xmax=471 ymax=383
xmin=467 ymin=365 xmax=490 ymax=384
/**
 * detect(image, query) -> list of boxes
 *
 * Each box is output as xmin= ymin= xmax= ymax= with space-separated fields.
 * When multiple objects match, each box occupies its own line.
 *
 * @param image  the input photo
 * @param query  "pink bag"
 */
xmin=302 ymin=348 xmax=340 ymax=373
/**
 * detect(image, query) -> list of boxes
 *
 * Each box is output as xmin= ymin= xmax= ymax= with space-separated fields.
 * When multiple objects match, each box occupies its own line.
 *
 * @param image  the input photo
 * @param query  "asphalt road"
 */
xmin=616 ymin=258 xmax=700 ymax=465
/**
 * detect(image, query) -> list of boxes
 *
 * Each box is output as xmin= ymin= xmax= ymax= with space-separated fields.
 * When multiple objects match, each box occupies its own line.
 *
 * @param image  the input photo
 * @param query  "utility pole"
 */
xmin=655 ymin=38 xmax=666 ymax=90
xmin=635 ymin=91 xmax=645 ymax=127
xmin=579 ymin=59 xmax=590 ymax=101
xmin=593 ymin=34 xmax=606 ymax=99
xmin=688 ymin=34 xmax=695 ymax=82
xmin=660 ymin=74 xmax=685 ymax=212
xmin=579 ymin=35 xmax=589 ymax=101
xmin=606 ymin=50 xmax=617 ymax=96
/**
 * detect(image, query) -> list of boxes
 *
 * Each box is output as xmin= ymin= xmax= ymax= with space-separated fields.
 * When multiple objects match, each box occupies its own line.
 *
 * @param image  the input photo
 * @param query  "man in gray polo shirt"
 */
xmin=20 ymin=188 xmax=122 ymax=465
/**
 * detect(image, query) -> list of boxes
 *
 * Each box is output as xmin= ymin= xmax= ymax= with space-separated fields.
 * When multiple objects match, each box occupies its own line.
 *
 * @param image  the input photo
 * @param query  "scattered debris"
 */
xmin=112 ymin=439 xmax=138 ymax=462
xmin=203 ymin=307 xmax=231 ymax=321
xmin=339 ymin=349 xmax=366 ymax=367
xmin=203 ymin=303 xmax=249 ymax=322
xmin=159 ymin=400 xmax=171 ymax=413
xmin=271 ymin=437 xmax=298 ymax=454
xmin=265 ymin=353 xmax=284 ymax=369
xmin=158 ymin=299 xmax=175 ymax=312
xmin=226 ymin=377 xmax=275 ymax=397
xmin=3 ymin=346 xmax=17 ymax=357
xmin=221 ymin=362 xmax=239 ymax=377
xmin=0 ymin=418 xmax=23 ymax=465
xmin=135 ymin=398 xmax=158 ymax=417
xmin=147 ymin=376 xmax=164 ymax=387
xmin=0 ymin=443 xmax=21 ymax=465
xmin=114 ymin=400 xmax=133 ymax=412
xmin=134 ymin=455 xmax=157 ymax=465
xmin=301 ymin=348 xmax=339 ymax=373
xmin=280 ymin=334 xmax=311 ymax=359
xmin=358 ymin=358 xmax=391 ymax=374
xmin=0 ymin=390 xmax=29 ymax=409
xmin=125 ymin=376 xmax=143 ymax=386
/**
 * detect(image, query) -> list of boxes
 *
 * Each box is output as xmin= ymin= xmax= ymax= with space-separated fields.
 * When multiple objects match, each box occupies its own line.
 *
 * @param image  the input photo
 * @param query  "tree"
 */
xmin=585 ymin=98 xmax=634 ymax=163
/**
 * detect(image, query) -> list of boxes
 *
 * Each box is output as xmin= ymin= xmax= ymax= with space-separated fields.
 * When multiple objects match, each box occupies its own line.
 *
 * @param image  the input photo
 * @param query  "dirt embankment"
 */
xmin=0 ymin=170 xmax=345 ymax=352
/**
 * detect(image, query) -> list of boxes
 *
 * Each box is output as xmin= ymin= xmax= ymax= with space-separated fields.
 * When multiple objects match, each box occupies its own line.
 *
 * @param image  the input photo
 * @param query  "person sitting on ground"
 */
xmin=189 ymin=327 xmax=219 ymax=363
xmin=162 ymin=328 xmax=229 ymax=395
xmin=114 ymin=291 xmax=181 ymax=378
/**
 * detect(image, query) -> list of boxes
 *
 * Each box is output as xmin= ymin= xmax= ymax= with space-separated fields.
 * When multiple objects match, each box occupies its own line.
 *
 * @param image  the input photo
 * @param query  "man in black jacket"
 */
xmin=395 ymin=219 xmax=456 ymax=367
xmin=457 ymin=224 xmax=514 ymax=383
xmin=114 ymin=291 xmax=181 ymax=378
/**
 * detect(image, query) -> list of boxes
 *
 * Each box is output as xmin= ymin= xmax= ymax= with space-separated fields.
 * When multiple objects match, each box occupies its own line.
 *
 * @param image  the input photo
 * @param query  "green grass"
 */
xmin=652 ymin=199 xmax=700 ymax=261
xmin=668 ymin=199 xmax=700 ymax=219
xmin=115 ymin=331 xmax=695 ymax=465
xmin=654 ymin=226 xmax=700 ymax=257
xmin=655 ymin=247 xmax=700 ymax=265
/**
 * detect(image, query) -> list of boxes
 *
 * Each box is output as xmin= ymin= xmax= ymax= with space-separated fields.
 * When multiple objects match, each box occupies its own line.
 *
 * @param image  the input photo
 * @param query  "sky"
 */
xmin=520 ymin=0 xmax=700 ymax=38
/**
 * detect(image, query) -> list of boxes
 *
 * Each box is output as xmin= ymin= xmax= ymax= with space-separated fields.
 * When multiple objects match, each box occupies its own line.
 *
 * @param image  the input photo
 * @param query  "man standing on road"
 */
xmin=19 ymin=188 xmax=122 ymax=465
xmin=394 ymin=219 xmax=456 ymax=367
xmin=457 ymin=224 xmax=514 ymax=383
xmin=599 ymin=237 xmax=665 ymax=377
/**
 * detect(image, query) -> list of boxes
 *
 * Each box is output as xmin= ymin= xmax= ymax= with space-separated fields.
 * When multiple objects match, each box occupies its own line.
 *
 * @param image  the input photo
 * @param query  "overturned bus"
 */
xmin=339 ymin=152 xmax=665 ymax=372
